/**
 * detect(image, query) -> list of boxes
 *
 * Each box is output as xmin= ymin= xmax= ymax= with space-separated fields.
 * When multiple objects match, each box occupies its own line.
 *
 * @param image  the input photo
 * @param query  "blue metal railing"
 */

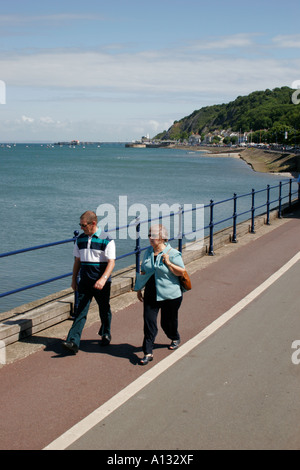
xmin=0 ymin=179 xmax=299 ymax=301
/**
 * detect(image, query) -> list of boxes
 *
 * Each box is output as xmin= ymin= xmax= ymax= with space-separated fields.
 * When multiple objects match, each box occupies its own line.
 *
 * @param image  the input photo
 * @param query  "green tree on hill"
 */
xmin=155 ymin=87 xmax=300 ymax=145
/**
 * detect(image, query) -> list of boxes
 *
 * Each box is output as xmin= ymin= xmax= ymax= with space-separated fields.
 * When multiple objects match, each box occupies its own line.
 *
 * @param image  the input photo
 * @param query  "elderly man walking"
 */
xmin=63 ymin=211 xmax=116 ymax=354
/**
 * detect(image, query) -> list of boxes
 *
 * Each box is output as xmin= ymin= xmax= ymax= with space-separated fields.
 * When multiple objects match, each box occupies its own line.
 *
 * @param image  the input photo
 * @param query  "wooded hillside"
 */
xmin=155 ymin=87 xmax=300 ymax=145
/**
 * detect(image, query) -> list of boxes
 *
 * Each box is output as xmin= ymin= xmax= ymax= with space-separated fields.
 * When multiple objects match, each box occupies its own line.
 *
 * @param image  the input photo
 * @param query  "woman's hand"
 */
xmin=162 ymin=253 xmax=170 ymax=266
xmin=162 ymin=253 xmax=185 ymax=277
xmin=137 ymin=290 xmax=144 ymax=302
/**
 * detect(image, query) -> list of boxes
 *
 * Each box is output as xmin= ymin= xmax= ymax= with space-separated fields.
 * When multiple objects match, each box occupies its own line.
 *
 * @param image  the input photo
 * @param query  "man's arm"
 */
xmin=71 ymin=257 xmax=81 ymax=291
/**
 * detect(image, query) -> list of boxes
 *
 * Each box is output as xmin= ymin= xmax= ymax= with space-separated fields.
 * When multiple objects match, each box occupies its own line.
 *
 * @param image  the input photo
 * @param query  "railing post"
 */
xmin=178 ymin=205 xmax=183 ymax=253
xmin=135 ymin=217 xmax=141 ymax=274
xmin=73 ymin=230 xmax=80 ymax=317
xmin=266 ymin=185 xmax=270 ymax=225
xmin=289 ymin=178 xmax=292 ymax=208
xmin=209 ymin=199 xmax=214 ymax=255
xmin=278 ymin=181 xmax=282 ymax=219
xmin=251 ymin=188 xmax=255 ymax=233
xmin=232 ymin=193 xmax=238 ymax=243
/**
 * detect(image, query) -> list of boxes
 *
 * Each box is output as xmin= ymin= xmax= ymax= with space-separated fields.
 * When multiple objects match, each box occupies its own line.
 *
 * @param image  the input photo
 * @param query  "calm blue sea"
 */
xmin=0 ymin=142 xmax=293 ymax=312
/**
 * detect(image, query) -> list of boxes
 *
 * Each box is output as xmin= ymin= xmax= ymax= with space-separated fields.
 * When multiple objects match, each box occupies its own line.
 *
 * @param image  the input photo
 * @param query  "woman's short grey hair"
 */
xmin=149 ymin=224 xmax=168 ymax=241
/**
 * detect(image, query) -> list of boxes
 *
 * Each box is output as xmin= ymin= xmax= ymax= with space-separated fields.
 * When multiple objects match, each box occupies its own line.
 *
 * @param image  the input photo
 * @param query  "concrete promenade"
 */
xmin=0 ymin=209 xmax=300 ymax=450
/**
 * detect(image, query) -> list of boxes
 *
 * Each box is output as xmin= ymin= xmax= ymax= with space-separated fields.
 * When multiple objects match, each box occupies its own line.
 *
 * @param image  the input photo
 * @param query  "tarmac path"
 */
xmin=0 ymin=213 xmax=300 ymax=450
xmin=65 ymin=256 xmax=300 ymax=450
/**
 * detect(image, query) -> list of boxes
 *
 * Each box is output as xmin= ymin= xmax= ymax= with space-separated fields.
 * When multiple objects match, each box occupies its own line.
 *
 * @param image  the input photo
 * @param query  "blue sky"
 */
xmin=0 ymin=0 xmax=299 ymax=142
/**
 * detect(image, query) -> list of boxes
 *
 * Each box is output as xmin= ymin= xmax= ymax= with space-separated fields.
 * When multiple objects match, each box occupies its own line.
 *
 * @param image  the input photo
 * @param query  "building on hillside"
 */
xmin=188 ymin=134 xmax=201 ymax=145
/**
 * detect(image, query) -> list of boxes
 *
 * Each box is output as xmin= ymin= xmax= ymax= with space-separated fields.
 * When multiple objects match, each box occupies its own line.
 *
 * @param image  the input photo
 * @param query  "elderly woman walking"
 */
xmin=134 ymin=224 xmax=186 ymax=365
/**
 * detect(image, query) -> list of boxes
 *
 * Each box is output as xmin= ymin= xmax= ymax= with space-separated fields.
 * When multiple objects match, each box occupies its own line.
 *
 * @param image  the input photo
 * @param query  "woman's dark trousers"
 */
xmin=143 ymin=296 xmax=182 ymax=355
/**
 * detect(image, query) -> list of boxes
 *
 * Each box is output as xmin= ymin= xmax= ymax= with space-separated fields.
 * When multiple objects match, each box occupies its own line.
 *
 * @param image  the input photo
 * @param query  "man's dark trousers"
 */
xmin=67 ymin=281 xmax=112 ymax=348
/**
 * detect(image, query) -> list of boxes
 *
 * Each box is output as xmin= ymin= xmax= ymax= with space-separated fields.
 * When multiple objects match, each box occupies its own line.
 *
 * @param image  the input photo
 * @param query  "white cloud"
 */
xmin=0 ymin=31 xmax=299 ymax=141
xmin=188 ymin=33 xmax=261 ymax=51
xmin=39 ymin=116 xmax=56 ymax=124
xmin=272 ymin=34 xmax=300 ymax=48
xmin=148 ymin=119 xmax=173 ymax=134
xmin=0 ymin=47 xmax=297 ymax=97
xmin=21 ymin=115 xmax=34 ymax=123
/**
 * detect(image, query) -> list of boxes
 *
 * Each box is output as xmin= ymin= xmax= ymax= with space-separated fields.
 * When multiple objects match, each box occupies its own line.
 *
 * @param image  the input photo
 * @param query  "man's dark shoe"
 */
xmin=62 ymin=340 xmax=78 ymax=354
xmin=100 ymin=334 xmax=111 ymax=346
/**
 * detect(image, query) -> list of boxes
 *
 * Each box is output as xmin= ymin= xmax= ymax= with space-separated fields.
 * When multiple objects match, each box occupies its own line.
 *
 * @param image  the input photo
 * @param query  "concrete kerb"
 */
xmin=0 ymin=269 xmax=137 ymax=347
xmin=0 ymin=203 xmax=296 ymax=349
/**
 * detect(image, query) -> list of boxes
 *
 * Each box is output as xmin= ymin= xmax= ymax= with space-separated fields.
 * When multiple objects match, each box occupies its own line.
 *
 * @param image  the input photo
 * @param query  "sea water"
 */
xmin=0 ymin=143 xmax=292 ymax=312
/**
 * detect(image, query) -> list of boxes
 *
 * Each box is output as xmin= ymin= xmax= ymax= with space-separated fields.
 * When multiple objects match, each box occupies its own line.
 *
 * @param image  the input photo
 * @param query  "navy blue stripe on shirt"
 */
xmin=77 ymin=235 xmax=111 ymax=252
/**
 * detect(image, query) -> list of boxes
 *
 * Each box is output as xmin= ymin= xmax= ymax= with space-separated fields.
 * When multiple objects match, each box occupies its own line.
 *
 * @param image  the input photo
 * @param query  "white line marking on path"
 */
xmin=44 ymin=251 xmax=300 ymax=450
